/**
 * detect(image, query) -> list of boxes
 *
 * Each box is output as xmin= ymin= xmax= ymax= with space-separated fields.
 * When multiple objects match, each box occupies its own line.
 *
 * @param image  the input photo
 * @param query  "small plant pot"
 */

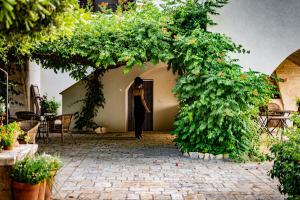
xmin=4 ymin=145 xmax=14 ymax=150
xmin=12 ymin=181 xmax=41 ymax=200
xmin=37 ymin=181 xmax=46 ymax=200
xmin=45 ymin=171 xmax=57 ymax=200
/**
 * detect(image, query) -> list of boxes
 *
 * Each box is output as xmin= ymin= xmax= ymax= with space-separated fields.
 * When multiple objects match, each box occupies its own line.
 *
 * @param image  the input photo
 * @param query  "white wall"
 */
xmin=40 ymin=68 xmax=76 ymax=114
xmin=209 ymin=0 xmax=300 ymax=74
xmin=61 ymin=63 xmax=178 ymax=132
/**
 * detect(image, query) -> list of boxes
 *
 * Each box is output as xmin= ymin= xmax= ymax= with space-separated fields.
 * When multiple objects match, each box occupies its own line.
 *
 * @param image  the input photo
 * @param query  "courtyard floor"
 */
xmin=38 ymin=132 xmax=284 ymax=200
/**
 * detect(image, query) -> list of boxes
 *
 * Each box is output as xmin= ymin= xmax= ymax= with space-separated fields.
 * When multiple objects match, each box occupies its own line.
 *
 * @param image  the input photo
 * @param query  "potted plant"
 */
xmin=296 ymin=97 xmax=300 ymax=113
xmin=40 ymin=154 xmax=63 ymax=200
xmin=11 ymin=155 xmax=51 ymax=200
xmin=40 ymin=95 xmax=60 ymax=115
xmin=17 ymin=131 xmax=30 ymax=144
xmin=0 ymin=125 xmax=15 ymax=150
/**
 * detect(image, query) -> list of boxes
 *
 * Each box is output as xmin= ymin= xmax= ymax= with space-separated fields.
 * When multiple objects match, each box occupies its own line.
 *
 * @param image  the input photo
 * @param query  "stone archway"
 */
xmin=272 ymin=49 xmax=300 ymax=110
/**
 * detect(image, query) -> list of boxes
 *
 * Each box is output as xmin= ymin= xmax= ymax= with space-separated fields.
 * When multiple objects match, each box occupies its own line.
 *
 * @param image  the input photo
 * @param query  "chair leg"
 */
xmin=69 ymin=131 xmax=76 ymax=144
xmin=61 ymin=131 xmax=64 ymax=143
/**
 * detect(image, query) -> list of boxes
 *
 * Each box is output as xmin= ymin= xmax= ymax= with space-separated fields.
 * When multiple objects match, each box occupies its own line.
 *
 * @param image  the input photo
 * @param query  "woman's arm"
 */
xmin=141 ymin=90 xmax=150 ymax=112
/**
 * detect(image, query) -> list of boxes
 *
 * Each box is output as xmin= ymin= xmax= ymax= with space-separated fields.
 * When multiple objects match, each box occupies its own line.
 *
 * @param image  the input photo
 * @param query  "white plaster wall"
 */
xmin=40 ymin=68 xmax=76 ymax=114
xmin=28 ymin=62 xmax=41 ymax=107
xmin=61 ymin=63 xmax=178 ymax=132
xmin=209 ymin=0 xmax=300 ymax=74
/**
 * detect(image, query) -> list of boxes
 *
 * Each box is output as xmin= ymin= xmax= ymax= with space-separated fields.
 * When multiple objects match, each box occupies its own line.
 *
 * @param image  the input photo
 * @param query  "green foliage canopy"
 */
xmin=33 ymin=2 xmax=173 ymax=80
xmin=166 ymin=0 xmax=275 ymax=161
xmin=0 ymin=0 xmax=83 ymax=65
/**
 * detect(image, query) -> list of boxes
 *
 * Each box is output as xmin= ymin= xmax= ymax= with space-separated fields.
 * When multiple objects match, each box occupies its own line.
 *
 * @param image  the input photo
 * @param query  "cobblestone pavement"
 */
xmin=38 ymin=132 xmax=284 ymax=200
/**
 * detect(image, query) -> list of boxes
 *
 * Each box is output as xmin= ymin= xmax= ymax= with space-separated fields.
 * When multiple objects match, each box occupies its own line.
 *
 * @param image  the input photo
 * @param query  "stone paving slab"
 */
xmin=38 ymin=132 xmax=284 ymax=200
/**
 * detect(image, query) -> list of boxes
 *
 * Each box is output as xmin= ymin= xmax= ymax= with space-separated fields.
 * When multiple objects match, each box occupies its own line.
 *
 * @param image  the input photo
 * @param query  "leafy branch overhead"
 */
xmin=0 ymin=0 xmax=85 ymax=65
xmin=33 ymin=2 xmax=173 ymax=80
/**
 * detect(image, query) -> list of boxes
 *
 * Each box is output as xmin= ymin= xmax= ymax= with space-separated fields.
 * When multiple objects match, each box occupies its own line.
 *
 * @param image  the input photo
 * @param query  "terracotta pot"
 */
xmin=12 ymin=181 xmax=40 ymax=200
xmin=38 ymin=181 xmax=46 ymax=200
xmin=45 ymin=171 xmax=57 ymax=200
xmin=4 ymin=145 xmax=13 ymax=150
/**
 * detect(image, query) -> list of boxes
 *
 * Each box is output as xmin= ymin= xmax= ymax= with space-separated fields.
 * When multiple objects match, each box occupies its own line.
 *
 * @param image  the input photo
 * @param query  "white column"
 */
xmin=28 ymin=61 xmax=41 ymax=111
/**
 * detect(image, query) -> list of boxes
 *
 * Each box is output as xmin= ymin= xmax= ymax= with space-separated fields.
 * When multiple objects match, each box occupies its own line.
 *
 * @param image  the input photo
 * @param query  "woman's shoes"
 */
xmin=135 ymin=135 xmax=143 ymax=140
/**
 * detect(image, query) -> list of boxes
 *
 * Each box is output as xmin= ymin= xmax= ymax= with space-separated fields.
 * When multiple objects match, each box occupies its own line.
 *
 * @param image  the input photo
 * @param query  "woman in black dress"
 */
xmin=133 ymin=77 xmax=150 ymax=139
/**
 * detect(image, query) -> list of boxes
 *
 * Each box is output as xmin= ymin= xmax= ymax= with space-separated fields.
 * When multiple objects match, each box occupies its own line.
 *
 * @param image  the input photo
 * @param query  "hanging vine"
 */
xmin=74 ymin=69 xmax=105 ymax=130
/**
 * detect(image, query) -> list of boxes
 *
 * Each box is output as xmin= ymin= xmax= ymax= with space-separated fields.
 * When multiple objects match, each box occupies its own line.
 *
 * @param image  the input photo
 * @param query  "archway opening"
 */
xmin=271 ymin=49 xmax=300 ymax=110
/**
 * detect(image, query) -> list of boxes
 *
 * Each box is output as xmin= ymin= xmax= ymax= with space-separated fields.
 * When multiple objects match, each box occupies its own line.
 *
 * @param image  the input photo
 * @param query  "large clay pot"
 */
xmin=12 ymin=181 xmax=40 ymax=200
xmin=45 ymin=171 xmax=57 ymax=200
xmin=38 ymin=181 xmax=46 ymax=200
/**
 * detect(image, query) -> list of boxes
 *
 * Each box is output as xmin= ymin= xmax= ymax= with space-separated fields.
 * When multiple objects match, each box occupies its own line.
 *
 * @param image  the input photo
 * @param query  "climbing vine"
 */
xmin=74 ymin=69 xmax=105 ymax=130
xmin=165 ymin=0 xmax=275 ymax=161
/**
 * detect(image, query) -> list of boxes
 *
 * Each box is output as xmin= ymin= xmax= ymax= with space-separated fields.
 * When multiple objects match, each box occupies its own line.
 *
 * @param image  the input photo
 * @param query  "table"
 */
xmin=38 ymin=113 xmax=56 ymax=143
xmin=258 ymin=110 xmax=293 ymax=139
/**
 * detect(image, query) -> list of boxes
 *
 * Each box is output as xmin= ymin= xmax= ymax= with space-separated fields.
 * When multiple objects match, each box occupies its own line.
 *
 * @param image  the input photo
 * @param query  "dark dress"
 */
xmin=134 ymin=95 xmax=145 ymax=138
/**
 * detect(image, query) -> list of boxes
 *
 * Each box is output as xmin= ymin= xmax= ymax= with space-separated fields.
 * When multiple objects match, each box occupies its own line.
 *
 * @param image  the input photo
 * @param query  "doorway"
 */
xmin=127 ymin=80 xmax=153 ymax=131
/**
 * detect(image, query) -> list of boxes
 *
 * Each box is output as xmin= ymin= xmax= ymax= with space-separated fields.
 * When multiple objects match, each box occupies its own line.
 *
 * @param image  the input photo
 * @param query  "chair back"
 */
xmin=268 ymin=103 xmax=281 ymax=112
xmin=61 ymin=114 xmax=73 ymax=131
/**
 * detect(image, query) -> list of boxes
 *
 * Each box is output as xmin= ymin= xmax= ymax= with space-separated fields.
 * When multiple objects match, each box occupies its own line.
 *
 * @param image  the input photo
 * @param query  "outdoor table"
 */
xmin=258 ymin=110 xmax=293 ymax=139
xmin=267 ymin=116 xmax=290 ymax=140
xmin=38 ymin=113 xmax=56 ymax=143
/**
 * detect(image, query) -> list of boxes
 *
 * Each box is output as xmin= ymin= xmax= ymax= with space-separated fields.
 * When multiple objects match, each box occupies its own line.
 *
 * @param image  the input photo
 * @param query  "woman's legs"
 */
xmin=134 ymin=110 xmax=145 ymax=138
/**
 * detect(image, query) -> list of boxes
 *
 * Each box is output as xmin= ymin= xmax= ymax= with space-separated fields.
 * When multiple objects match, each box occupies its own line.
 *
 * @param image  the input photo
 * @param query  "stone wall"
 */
xmin=275 ymin=59 xmax=300 ymax=110
xmin=0 ymin=165 xmax=12 ymax=199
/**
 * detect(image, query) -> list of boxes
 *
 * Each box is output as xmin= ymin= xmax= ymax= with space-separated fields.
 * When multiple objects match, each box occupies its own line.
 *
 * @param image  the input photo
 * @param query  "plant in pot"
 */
xmin=296 ymin=97 xmax=300 ymax=113
xmin=40 ymin=95 xmax=60 ymax=115
xmin=40 ymin=154 xmax=63 ymax=200
xmin=8 ymin=122 xmax=23 ymax=147
xmin=17 ymin=131 xmax=30 ymax=144
xmin=0 ymin=125 xmax=14 ymax=150
xmin=11 ymin=155 xmax=51 ymax=200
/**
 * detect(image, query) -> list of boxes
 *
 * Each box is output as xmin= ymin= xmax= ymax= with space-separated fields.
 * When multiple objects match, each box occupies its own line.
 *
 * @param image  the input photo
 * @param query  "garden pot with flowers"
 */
xmin=0 ymin=122 xmax=23 ymax=150
xmin=11 ymin=155 xmax=51 ymax=200
xmin=39 ymin=154 xmax=63 ymax=200
xmin=0 ymin=125 xmax=15 ymax=150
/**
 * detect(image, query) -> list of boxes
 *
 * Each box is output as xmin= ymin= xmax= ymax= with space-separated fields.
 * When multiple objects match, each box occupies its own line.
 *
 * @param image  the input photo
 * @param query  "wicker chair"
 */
xmin=19 ymin=120 xmax=40 ymax=144
xmin=49 ymin=114 xmax=76 ymax=144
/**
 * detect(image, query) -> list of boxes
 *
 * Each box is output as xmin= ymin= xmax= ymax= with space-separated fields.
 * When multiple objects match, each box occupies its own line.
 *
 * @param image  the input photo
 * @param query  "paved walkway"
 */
xmin=38 ymin=132 xmax=284 ymax=200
